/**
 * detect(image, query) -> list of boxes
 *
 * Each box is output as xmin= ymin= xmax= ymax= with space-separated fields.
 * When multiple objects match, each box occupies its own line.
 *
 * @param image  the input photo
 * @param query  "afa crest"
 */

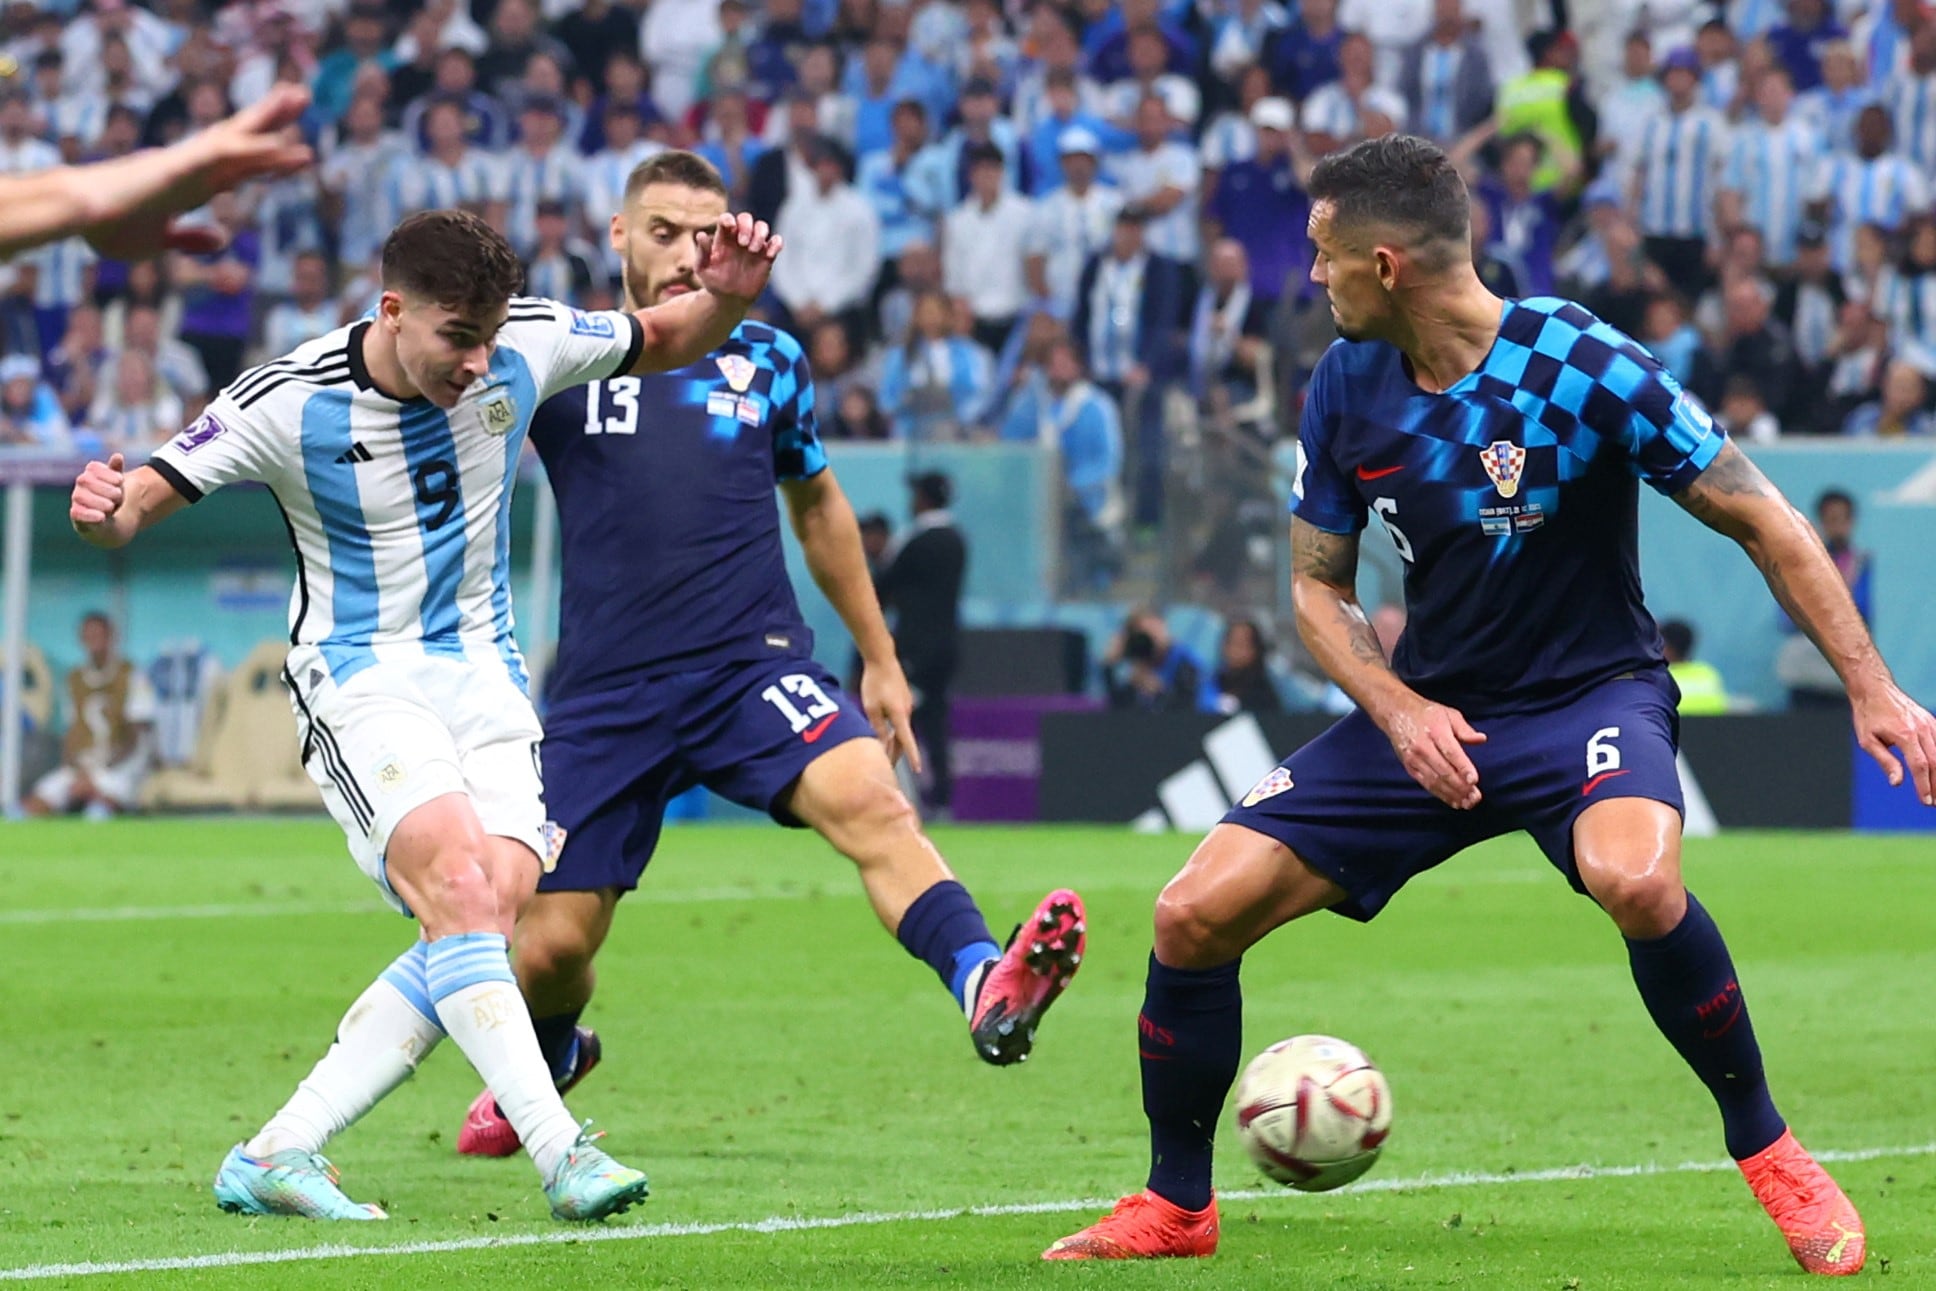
xmin=1480 ymin=440 xmax=1526 ymax=499
xmin=716 ymin=354 xmax=757 ymax=392
xmin=481 ymin=395 xmax=517 ymax=435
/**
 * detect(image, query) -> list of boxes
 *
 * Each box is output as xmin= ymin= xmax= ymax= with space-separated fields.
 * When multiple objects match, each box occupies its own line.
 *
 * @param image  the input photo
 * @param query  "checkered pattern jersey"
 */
xmin=1292 ymin=295 xmax=1725 ymax=715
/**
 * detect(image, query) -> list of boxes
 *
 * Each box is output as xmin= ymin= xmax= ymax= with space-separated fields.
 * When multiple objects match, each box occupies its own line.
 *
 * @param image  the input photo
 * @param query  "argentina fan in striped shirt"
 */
xmin=1632 ymin=48 xmax=1728 ymax=291
xmin=68 ymin=207 xmax=782 ymax=1224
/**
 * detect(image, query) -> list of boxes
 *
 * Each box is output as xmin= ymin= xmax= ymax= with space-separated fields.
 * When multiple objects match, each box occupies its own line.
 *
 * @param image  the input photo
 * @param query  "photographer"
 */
xmin=1104 ymin=607 xmax=1212 ymax=713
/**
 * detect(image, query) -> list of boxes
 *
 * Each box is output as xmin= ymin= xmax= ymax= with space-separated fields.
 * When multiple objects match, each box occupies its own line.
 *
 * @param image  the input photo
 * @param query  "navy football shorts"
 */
xmin=537 ymin=655 xmax=877 ymax=893
xmin=1222 ymin=667 xmax=1684 ymax=921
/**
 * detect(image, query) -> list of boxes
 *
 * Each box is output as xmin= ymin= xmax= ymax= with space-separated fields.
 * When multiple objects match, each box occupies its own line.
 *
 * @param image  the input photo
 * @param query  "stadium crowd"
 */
xmin=0 ymin=0 xmax=1931 ymax=556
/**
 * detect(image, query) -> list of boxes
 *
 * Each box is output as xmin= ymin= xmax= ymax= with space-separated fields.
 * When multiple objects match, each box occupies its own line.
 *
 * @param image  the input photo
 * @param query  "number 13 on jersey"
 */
xmin=762 ymin=673 xmax=840 ymax=738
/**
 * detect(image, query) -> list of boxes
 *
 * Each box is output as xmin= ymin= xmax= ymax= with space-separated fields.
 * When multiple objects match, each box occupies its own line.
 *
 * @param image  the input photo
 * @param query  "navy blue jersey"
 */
xmin=530 ymin=321 xmax=827 ymax=698
xmin=1295 ymin=296 xmax=1724 ymax=716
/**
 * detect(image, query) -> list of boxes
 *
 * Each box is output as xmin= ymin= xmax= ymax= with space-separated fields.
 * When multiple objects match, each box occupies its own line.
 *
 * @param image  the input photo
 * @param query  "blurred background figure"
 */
xmin=21 ymin=612 xmax=155 ymax=820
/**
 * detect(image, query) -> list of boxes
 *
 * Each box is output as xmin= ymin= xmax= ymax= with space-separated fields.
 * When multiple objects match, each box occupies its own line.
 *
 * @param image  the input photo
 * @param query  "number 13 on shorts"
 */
xmin=762 ymin=673 xmax=841 ymax=738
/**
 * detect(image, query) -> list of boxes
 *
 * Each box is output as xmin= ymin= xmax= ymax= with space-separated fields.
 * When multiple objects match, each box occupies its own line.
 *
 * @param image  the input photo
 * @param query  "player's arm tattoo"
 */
xmin=1291 ymin=518 xmax=1388 ymax=670
xmin=1672 ymin=441 xmax=1885 ymax=684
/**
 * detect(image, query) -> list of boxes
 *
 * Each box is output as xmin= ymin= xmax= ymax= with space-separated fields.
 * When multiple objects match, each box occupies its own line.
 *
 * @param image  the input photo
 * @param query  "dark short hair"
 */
xmin=965 ymin=141 xmax=1005 ymax=169
xmin=1816 ymin=488 xmax=1856 ymax=516
xmin=381 ymin=210 xmax=524 ymax=315
xmin=80 ymin=610 xmax=111 ymax=631
xmin=910 ymin=470 xmax=952 ymax=509
xmin=622 ymin=149 xmax=729 ymax=207
xmin=1659 ymin=618 xmax=1694 ymax=659
xmin=1307 ymin=134 xmax=1471 ymax=269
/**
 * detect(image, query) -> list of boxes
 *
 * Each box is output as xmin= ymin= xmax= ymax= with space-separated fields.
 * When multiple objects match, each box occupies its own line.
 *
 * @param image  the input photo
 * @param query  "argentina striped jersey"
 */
xmin=147 ymin=298 xmax=647 ymax=691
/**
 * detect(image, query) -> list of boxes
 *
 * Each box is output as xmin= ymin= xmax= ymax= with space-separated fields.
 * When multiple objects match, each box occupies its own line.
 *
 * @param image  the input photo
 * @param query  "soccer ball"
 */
xmin=1233 ymin=1034 xmax=1392 ymax=1192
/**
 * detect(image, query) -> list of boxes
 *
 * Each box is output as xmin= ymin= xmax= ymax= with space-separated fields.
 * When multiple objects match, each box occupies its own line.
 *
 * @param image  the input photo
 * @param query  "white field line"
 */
xmin=0 ymin=870 xmax=1563 ymax=927
xmin=2 ymin=1141 xmax=1929 ymax=1281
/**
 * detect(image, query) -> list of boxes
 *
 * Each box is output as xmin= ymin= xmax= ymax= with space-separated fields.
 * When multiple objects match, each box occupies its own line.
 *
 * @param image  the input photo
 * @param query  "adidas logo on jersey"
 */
xmin=334 ymin=442 xmax=374 ymax=465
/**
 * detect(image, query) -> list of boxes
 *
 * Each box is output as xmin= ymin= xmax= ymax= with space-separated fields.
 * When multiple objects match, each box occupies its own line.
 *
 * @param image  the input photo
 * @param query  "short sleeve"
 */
xmin=1575 ymin=320 xmax=1726 ymax=495
xmin=767 ymin=329 xmax=826 ymax=481
xmin=1290 ymin=348 xmax=1367 ymax=533
xmin=146 ymin=388 xmax=286 ymax=502
xmin=498 ymin=296 xmax=647 ymax=401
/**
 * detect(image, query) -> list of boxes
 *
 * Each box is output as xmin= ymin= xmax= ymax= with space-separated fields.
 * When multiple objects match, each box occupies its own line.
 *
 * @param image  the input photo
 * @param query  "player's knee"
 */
xmin=516 ymin=918 xmax=598 ymax=986
xmin=818 ymin=774 xmax=920 ymax=858
xmin=1152 ymin=883 xmax=1228 ymax=969
xmin=1581 ymin=857 xmax=1685 ymax=939
xmin=415 ymin=844 xmax=502 ymax=929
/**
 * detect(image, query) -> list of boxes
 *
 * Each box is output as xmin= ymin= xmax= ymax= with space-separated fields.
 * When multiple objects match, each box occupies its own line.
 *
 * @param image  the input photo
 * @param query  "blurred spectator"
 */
xmin=581 ymin=51 xmax=665 ymax=154
xmin=1494 ymin=27 xmax=1593 ymax=195
xmin=1555 ymin=184 xmax=1625 ymax=295
xmin=1596 ymin=31 xmax=1667 ymax=182
xmin=1014 ymin=9 xmax=1107 ymax=141
xmin=875 ymin=471 xmax=966 ymax=813
xmin=1824 ymin=300 xmax=1889 ymax=424
xmin=1206 ymin=0 xmax=1290 ymax=88
xmin=743 ymin=0 xmax=809 ymax=103
xmin=750 ymin=92 xmax=825 ymax=225
xmin=878 ymin=240 xmax=942 ymax=347
xmin=1718 ymin=67 xmax=1814 ymax=270
xmin=1087 ymin=0 xmax=1196 ymax=86
xmin=259 ymin=252 xmax=335 ymax=360
xmin=1026 ymin=128 xmax=1122 ymax=319
xmin=1794 ymin=39 xmax=1875 ymax=154
xmin=1634 ymin=47 xmax=1726 ymax=293
xmin=1718 ymin=371 xmax=1781 ymax=441
xmin=1703 ymin=272 xmax=1795 ymax=419
xmin=1844 ymin=220 xmax=1892 ymax=306
xmin=940 ymin=77 xmax=1024 ymax=197
xmin=856 ymin=100 xmax=954 ymax=265
xmin=1264 ymin=0 xmax=1343 ymax=102
xmin=807 ymin=315 xmax=870 ymax=407
xmin=388 ymin=97 xmax=509 ymax=235
xmin=828 ymin=383 xmax=892 ymax=439
xmin=771 ymin=138 xmax=880 ymax=341
xmin=643 ymin=0 xmax=724 ymax=120
xmin=1103 ymin=606 xmax=1210 ymax=712
xmin=1073 ymin=209 xmax=1184 ymax=453
xmin=1111 ymin=94 xmax=1200 ymax=265
xmin=504 ymin=97 xmax=584 ymax=256
xmin=1213 ymin=616 xmax=1283 ymax=714
xmin=1695 ymin=18 xmax=1742 ymax=113
xmin=1198 ymin=64 xmax=1269 ymax=181
xmin=1399 ymin=0 xmax=1495 ymax=146
xmin=878 ymin=289 xmax=994 ymax=440
xmin=22 ymin=611 xmax=155 ymax=821
xmin=784 ymin=43 xmax=858 ymax=150
xmin=1774 ymin=222 xmax=1846 ymax=429
xmin=523 ymin=201 xmax=598 ymax=307
xmin=320 ymin=93 xmax=413 ymax=273
xmin=122 ymin=302 xmax=208 ymax=412
xmin=0 ymin=354 xmax=70 ymax=449
xmin=1692 ymin=226 xmax=1770 ymax=341
xmin=1842 ymin=356 xmax=1936 ymax=435
xmin=555 ymin=0 xmax=642 ymax=105
xmin=87 ymin=349 xmax=182 ymax=453
xmin=1875 ymin=214 xmax=1936 ymax=367
xmin=1660 ymin=618 xmax=1731 ymax=714
xmin=1475 ymin=132 xmax=1561 ymax=296
xmin=1769 ymin=0 xmax=1846 ymax=93
xmin=313 ymin=3 xmax=398 ymax=125
xmin=943 ymin=143 xmax=1034 ymax=352
xmin=850 ymin=36 xmax=919 ymax=160
xmin=1000 ymin=336 xmax=1123 ymax=590
xmin=1301 ymin=32 xmax=1409 ymax=155
xmin=691 ymin=87 xmax=767 ymax=208
xmin=1188 ymin=238 xmax=1269 ymax=404
xmin=1880 ymin=20 xmax=1936 ymax=169
xmin=0 ymin=89 xmax=59 ymax=176
xmin=1205 ymin=97 xmax=1310 ymax=306
xmin=1468 ymin=196 xmax=1520 ymax=297
xmin=402 ymin=47 xmax=512 ymax=152
xmin=1641 ymin=291 xmax=1715 ymax=394
xmin=1022 ymin=67 xmax=1123 ymax=197
xmin=1815 ymin=487 xmax=1874 ymax=620
xmin=252 ymin=168 xmax=327 ymax=302
xmin=1338 ymin=0 xmax=1433 ymax=89
xmin=696 ymin=0 xmax=756 ymax=104
xmin=1777 ymin=486 xmax=1872 ymax=707
xmin=170 ymin=191 xmax=258 ymax=389
xmin=1102 ymin=26 xmax=1201 ymax=134
xmin=1813 ymin=105 xmax=1927 ymax=274
xmin=45 ymin=305 xmax=108 ymax=419
xmin=22 ymin=233 xmax=94 ymax=368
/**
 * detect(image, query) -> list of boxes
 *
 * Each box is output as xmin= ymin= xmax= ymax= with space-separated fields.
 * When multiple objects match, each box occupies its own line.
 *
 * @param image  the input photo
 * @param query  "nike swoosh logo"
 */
xmin=1356 ymin=464 xmax=1404 ymax=480
xmin=1581 ymin=769 xmax=1633 ymax=796
xmin=802 ymin=714 xmax=838 ymax=743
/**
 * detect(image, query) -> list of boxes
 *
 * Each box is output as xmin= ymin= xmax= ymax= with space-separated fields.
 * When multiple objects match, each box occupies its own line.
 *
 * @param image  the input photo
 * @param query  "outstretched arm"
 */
xmin=626 ymin=212 xmax=783 ymax=375
xmin=781 ymin=469 xmax=921 ymax=772
xmin=0 ymin=84 xmax=314 ymax=263
xmin=1673 ymin=440 xmax=1936 ymax=803
xmin=1291 ymin=517 xmax=1485 ymax=809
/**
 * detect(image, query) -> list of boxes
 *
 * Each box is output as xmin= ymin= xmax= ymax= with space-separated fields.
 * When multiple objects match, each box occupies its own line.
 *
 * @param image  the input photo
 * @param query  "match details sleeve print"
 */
xmin=497 ymin=296 xmax=648 ymax=401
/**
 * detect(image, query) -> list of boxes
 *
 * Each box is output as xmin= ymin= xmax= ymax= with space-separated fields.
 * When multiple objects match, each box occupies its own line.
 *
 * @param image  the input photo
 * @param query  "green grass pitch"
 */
xmin=0 ymin=819 xmax=1931 ymax=1288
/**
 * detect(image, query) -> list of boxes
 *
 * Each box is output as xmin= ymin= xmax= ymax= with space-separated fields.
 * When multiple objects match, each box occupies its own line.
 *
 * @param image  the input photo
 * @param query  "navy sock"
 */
xmin=896 ymin=880 xmax=1001 ymax=1010
xmin=531 ymin=1010 xmax=585 ymax=1086
xmin=1141 ymin=953 xmax=1242 ymax=1213
xmin=1626 ymin=892 xmax=1786 ymax=1160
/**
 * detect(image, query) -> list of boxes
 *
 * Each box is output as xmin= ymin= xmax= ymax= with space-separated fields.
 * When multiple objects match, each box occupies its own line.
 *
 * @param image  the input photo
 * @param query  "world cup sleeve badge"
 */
xmin=1480 ymin=440 xmax=1526 ymax=499
xmin=716 ymin=354 xmax=758 ymax=392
